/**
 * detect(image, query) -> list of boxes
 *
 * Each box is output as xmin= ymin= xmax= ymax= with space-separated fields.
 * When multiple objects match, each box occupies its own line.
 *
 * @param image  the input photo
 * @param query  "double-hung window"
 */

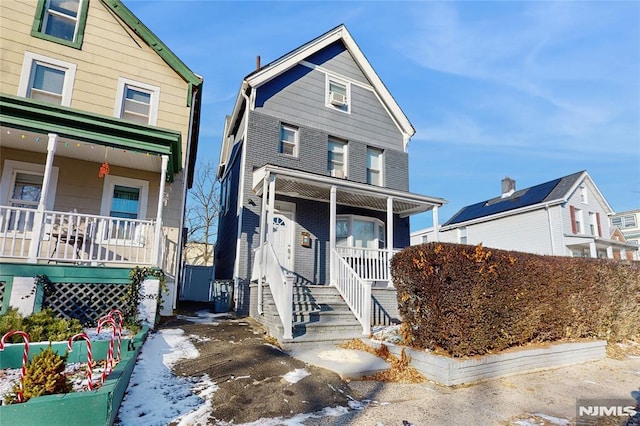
xmin=100 ymin=176 xmax=149 ymax=243
xmin=0 ymin=160 xmax=59 ymax=233
xmin=114 ymin=78 xmax=160 ymax=125
xmin=366 ymin=147 xmax=383 ymax=186
xmin=279 ymin=124 xmax=299 ymax=157
xmin=32 ymin=0 xmax=89 ymax=49
xmin=328 ymin=138 xmax=347 ymax=178
xmin=326 ymin=76 xmax=350 ymax=113
xmin=18 ymin=52 xmax=76 ymax=106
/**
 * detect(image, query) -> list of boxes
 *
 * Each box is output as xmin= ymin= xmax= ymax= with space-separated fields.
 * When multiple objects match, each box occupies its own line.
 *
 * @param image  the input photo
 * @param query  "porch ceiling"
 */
xmin=253 ymin=164 xmax=446 ymax=217
xmin=1 ymin=126 xmax=162 ymax=172
xmin=0 ymin=94 xmax=181 ymax=179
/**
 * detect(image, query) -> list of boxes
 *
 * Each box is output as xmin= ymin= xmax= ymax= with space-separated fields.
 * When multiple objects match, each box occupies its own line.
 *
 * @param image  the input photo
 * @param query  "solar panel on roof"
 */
xmin=445 ymin=178 xmax=562 ymax=225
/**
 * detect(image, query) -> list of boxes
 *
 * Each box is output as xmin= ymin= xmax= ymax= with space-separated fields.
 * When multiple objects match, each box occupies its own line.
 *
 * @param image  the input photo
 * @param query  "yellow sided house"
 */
xmin=0 ymin=0 xmax=202 ymax=322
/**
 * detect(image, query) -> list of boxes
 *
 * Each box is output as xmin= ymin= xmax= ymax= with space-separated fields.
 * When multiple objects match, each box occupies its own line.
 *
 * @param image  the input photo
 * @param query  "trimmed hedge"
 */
xmin=392 ymin=243 xmax=640 ymax=358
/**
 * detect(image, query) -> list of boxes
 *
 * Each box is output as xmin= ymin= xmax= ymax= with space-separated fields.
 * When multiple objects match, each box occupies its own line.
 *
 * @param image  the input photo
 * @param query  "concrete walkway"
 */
xmin=300 ymin=353 xmax=639 ymax=425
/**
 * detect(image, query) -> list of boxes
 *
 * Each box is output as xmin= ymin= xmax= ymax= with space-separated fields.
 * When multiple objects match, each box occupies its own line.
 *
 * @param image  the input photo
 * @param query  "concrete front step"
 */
xmin=259 ymin=284 xmax=366 ymax=350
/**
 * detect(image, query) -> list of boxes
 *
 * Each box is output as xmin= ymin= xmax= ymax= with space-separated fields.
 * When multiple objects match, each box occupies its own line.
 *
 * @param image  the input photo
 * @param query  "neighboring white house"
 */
xmin=412 ymin=171 xmax=639 ymax=261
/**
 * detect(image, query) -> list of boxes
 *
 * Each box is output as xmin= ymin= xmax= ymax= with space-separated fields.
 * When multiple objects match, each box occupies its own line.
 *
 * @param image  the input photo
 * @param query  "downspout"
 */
xmin=386 ymin=196 xmax=394 ymax=288
xmin=232 ymin=84 xmax=250 ymax=311
xmin=545 ymin=203 xmax=556 ymax=255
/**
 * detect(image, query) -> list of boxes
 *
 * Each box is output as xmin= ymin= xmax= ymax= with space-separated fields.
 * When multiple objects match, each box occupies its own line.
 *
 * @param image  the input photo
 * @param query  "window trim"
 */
xmin=366 ymin=146 xmax=384 ymax=186
xmin=18 ymin=52 xmax=77 ymax=107
xmin=0 ymin=160 xmax=59 ymax=209
xmin=100 ymin=175 xmax=149 ymax=219
xmin=328 ymin=137 xmax=348 ymax=178
xmin=99 ymin=175 xmax=149 ymax=244
xmin=114 ymin=77 xmax=160 ymax=126
xmin=279 ymin=124 xmax=299 ymax=157
xmin=336 ymin=214 xmax=385 ymax=249
xmin=325 ymin=74 xmax=351 ymax=114
xmin=579 ymin=184 xmax=588 ymax=204
xmin=31 ymin=0 xmax=90 ymax=49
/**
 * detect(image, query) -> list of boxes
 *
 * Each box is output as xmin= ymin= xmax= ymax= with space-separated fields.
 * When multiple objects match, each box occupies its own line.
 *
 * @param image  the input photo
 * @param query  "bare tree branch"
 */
xmin=185 ymin=160 xmax=219 ymax=265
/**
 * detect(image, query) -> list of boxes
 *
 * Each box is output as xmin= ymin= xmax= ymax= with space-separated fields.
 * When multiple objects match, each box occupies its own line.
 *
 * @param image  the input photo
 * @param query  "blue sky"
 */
xmin=126 ymin=0 xmax=639 ymax=231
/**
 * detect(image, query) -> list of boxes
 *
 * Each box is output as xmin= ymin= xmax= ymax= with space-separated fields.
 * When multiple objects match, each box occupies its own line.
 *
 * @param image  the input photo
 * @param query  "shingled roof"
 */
xmin=444 ymin=171 xmax=586 ymax=226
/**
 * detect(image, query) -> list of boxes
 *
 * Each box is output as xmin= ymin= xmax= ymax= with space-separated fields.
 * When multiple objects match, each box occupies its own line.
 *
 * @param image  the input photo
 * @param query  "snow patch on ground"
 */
xmin=117 ymin=328 xmax=217 ymax=425
xmin=283 ymin=368 xmax=310 ymax=384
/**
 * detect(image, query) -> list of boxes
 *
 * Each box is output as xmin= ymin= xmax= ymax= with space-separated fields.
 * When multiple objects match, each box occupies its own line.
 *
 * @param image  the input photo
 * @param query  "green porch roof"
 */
xmin=0 ymin=94 xmax=182 ymax=180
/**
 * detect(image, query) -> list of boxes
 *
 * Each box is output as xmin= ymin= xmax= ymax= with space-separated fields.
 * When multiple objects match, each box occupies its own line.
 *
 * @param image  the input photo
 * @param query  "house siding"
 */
xmin=439 ymin=208 xmax=554 ymax=255
xmin=562 ymin=179 xmax=612 ymax=241
xmin=306 ymin=41 xmax=369 ymax=85
xmin=246 ymin=110 xmax=409 ymax=191
xmin=1 ymin=0 xmax=199 ymax=287
xmin=254 ymin=59 xmax=404 ymax=152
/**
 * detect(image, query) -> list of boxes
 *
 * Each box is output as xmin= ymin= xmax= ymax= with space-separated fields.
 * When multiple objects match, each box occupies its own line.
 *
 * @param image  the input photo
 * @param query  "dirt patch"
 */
xmin=160 ymin=314 xmax=358 ymax=424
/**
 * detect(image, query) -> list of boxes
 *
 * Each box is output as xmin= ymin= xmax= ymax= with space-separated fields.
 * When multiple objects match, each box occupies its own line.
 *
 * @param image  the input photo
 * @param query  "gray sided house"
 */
xmin=215 ymin=25 xmax=445 ymax=348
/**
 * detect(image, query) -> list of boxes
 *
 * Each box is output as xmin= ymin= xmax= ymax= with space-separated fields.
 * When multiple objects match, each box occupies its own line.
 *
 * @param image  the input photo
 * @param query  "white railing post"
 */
xmin=283 ymin=273 xmax=294 ymax=339
xmin=362 ymin=280 xmax=372 ymax=335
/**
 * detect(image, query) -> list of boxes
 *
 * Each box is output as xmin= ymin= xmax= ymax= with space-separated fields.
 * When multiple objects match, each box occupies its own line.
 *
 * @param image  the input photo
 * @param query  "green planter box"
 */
xmin=0 ymin=327 xmax=148 ymax=426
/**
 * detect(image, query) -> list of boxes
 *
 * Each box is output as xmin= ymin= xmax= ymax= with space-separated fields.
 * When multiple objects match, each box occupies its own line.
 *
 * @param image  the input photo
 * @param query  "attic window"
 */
xmin=31 ymin=0 xmax=90 ymax=49
xmin=326 ymin=76 xmax=350 ymax=113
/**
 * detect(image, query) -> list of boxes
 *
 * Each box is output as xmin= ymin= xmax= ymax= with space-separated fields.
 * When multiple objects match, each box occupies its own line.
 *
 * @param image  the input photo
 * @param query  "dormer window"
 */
xmin=32 ymin=0 xmax=89 ymax=49
xmin=326 ymin=76 xmax=350 ymax=113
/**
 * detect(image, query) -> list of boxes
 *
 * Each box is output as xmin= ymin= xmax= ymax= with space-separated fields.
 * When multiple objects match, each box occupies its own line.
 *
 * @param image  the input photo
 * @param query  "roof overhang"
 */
xmin=252 ymin=164 xmax=446 ymax=217
xmin=0 ymin=94 xmax=182 ymax=180
xmin=564 ymin=234 xmax=639 ymax=251
xmin=244 ymin=25 xmax=415 ymax=141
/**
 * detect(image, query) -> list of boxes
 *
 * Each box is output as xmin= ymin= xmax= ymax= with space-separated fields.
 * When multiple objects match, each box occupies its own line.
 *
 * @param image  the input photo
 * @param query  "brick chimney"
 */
xmin=501 ymin=177 xmax=515 ymax=198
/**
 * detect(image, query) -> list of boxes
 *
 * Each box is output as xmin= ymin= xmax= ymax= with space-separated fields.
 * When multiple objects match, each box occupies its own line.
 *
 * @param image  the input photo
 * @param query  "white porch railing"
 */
xmin=332 ymin=248 xmax=371 ymax=335
xmin=336 ymin=247 xmax=398 ymax=282
xmin=0 ymin=205 xmax=159 ymax=265
xmin=253 ymin=242 xmax=293 ymax=339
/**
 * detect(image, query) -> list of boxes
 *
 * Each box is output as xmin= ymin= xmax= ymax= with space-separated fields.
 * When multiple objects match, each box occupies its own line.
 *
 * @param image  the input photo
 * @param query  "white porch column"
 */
xmin=589 ymin=241 xmax=597 ymax=258
xmin=386 ymin=196 xmax=394 ymax=288
xmin=267 ymin=175 xmax=276 ymax=243
xmin=329 ymin=185 xmax=337 ymax=287
xmin=620 ymin=248 xmax=626 ymax=260
xmin=257 ymin=173 xmax=269 ymax=315
xmin=607 ymin=246 xmax=614 ymax=259
xmin=432 ymin=205 xmax=440 ymax=242
xmin=28 ymin=133 xmax=57 ymax=262
xmin=152 ymin=155 xmax=169 ymax=267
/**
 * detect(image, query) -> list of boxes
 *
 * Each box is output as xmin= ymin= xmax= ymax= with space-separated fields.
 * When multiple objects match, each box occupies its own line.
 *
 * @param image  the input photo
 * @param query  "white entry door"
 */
xmin=270 ymin=208 xmax=294 ymax=272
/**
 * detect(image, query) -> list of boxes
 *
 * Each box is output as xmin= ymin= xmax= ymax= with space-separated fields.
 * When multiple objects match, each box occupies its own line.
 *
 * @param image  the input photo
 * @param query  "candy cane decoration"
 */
xmin=67 ymin=333 xmax=94 ymax=391
xmin=109 ymin=309 xmax=124 ymax=362
xmin=97 ymin=315 xmax=117 ymax=383
xmin=0 ymin=331 xmax=30 ymax=402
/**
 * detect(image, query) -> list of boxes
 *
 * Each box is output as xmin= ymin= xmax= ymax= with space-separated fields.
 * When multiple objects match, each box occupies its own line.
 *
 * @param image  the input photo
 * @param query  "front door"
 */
xmin=270 ymin=202 xmax=294 ymax=271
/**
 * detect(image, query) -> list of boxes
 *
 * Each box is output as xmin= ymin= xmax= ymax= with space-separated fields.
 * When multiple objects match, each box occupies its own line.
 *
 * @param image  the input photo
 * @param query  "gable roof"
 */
xmin=100 ymin=0 xmax=203 ymax=187
xmin=444 ymin=170 xmax=611 ymax=226
xmin=225 ymin=25 xmax=414 ymax=146
xmin=101 ymin=0 xmax=202 ymax=89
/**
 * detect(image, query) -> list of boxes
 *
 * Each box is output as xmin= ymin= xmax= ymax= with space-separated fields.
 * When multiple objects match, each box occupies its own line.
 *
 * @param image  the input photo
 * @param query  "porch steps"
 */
xmin=259 ymin=285 xmax=365 ymax=351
